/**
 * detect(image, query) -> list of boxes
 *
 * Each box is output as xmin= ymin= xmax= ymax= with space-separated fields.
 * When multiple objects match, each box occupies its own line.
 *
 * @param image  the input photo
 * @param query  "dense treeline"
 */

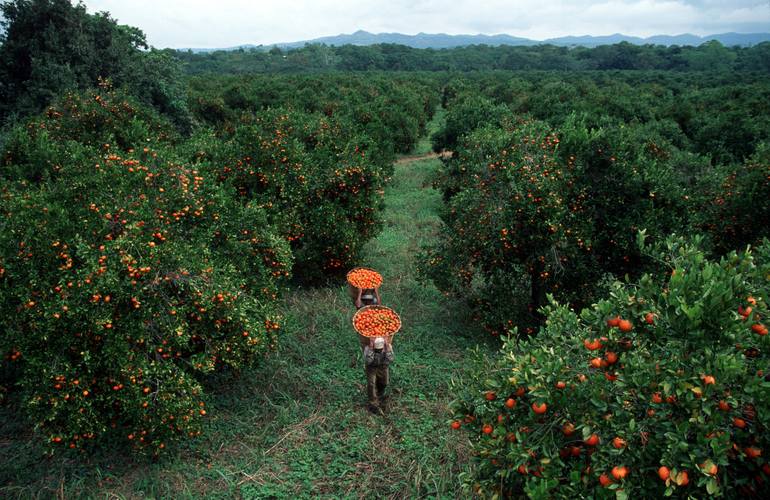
xmin=175 ymin=41 xmax=770 ymax=75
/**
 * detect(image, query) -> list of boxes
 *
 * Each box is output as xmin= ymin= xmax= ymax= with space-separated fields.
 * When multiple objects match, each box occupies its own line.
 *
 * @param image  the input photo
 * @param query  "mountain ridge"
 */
xmin=182 ymin=30 xmax=770 ymax=52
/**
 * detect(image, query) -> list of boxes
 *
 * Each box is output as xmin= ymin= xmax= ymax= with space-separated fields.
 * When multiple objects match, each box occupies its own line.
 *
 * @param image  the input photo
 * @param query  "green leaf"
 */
xmin=706 ymin=478 xmax=719 ymax=495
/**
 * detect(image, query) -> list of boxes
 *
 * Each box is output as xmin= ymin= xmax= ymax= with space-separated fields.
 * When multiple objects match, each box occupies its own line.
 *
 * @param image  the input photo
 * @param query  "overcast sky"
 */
xmin=79 ymin=0 xmax=770 ymax=48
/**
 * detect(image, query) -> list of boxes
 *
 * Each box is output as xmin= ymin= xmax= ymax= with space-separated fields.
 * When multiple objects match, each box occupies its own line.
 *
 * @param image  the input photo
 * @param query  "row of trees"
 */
xmin=175 ymin=41 xmax=770 ymax=74
xmin=423 ymin=73 xmax=770 ymax=496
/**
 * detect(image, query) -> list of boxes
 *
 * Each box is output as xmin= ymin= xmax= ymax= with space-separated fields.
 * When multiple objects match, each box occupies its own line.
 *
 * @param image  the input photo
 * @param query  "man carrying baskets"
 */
xmin=348 ymin=267 xmax=400 ymax=415
xmin=364 ymin=336 xmax=394 ymax=414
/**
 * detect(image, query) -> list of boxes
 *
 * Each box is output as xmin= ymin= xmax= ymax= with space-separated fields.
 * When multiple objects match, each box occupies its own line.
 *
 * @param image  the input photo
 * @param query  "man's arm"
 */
xmin=364 ymin=346 xmax=375 ymax=365
xmin=355 ymin=288 xmax=363 ymax=309
xmin=385 ymin=340 xmax=395 ymax=362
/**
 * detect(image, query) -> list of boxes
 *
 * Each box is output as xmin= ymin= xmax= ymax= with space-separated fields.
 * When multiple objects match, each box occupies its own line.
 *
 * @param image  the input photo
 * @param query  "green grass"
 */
xmin=0 ymin=111 xmax=493 ymax=499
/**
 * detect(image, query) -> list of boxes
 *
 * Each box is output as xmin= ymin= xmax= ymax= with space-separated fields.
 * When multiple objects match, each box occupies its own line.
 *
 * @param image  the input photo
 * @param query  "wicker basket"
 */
xmin=346 ymin=267 xmax=382 ymax=302
xmin=352 ymin=304 xmax=401 ymax=349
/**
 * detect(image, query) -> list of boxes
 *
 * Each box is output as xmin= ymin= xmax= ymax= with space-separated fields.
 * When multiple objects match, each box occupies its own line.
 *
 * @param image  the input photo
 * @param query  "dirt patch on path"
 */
xmin=394 ymin=151 xmax=452 ymax=165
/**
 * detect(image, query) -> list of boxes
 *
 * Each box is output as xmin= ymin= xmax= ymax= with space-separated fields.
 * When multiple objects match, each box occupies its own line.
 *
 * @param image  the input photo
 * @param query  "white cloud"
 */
xmin=79 ymin=0 xmax=770 ymax=48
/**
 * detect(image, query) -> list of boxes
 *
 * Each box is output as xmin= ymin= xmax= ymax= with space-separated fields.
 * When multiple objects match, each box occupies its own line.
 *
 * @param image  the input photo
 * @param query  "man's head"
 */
xmin=374 ymin=337 xmax=385 ymax=350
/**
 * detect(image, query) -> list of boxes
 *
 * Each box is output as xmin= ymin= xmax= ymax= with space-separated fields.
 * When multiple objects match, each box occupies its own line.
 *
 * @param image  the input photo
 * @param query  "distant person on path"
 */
xmin=364 ymin=336 xmax=394 ymax=414
xmin=355 ymin=286 xmax=381 ymax=309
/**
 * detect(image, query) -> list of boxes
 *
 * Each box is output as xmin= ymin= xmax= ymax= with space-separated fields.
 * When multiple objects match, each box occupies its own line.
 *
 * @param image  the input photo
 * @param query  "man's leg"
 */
xmin=376 ymin=365 xmax=389 ymax=409
xmin=366 ymin=366 xmax=380 ymax=412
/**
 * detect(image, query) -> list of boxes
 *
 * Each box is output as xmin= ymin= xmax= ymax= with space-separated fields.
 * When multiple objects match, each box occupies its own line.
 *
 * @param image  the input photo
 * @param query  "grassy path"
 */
xmin=0 ymin=113 xmax=491 ymax=499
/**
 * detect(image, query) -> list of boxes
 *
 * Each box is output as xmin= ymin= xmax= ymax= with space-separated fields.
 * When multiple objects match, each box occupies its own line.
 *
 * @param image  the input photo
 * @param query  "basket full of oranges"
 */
xmin=352 ymin=305 xmax=401 ymax=344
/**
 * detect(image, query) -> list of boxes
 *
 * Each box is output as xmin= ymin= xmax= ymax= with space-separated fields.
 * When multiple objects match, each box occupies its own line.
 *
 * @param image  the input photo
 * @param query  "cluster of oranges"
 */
xmin=353 ymin=305 xmax=401 ymax=338
xmin=347 ymin=267 xmax=383 ymax=289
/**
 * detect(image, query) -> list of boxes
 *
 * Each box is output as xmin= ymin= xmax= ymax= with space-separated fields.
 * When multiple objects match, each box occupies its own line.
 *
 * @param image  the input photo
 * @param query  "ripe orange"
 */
xmin=531 ymin=402 xmax=547 ymax=414
xmin=675 ymin=470 xmax=689 ymax=486
xmin=718 ymin=400 xmax=731 ymax=411
xmin=746 ymin=447 xmax=763 ymax=459
xmin=605 ymin=351 xmax=618 ymax=365
xmin=505 ymin=398 xmax=516 ymax=409
xmin=485 ymin=391 xmax=497 ymax=401
xmin=585 ymin=433 xmax=600 ymax=446
xmin=599 ymin=473 xmax=613 ymax=487
xmin=555 ymin=381 xmax=566 ymax=389
xmin=618 ymin=319 xmax=633 ymax=332
xmin=451 ymin=421 xmax=461 ymax=430
xmin=752 ymin=323 xmax=768 ymax=336
xmin=734 ymin=417 xmax=747 ymax=429
xmin=482 ymin=424 xmax=493 ymax=435
xmin=607 ymin=316 xmax=621 ymax=328
xmin=562 ymin=422 xmax=575 ymax=436
xmin=658 ymin=466 xmax=670 ymax=481
xmin=701 ymin=374 xmax=716 ymax=385
xmin=651 ymin=392 xmax=663 ymax=404
xmin=611 ymin=466 xmax=629 ymax=480
xmin=583 ymin=338 xmax=603 ymax=351
xmin=645 ymin=312 xmax=655 ymax=325
xmin=612 ymin=437 xmax=627 ymax=449
xmin=590 ymin=357 xmax=603 ymax=369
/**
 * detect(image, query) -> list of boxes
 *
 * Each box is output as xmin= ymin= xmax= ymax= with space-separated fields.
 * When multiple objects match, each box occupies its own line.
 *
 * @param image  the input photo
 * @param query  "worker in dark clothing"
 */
xmin=355 ymin=287 xmax=381 ymax=309
xmin=363 ymin=336 xmax=394 ymax=414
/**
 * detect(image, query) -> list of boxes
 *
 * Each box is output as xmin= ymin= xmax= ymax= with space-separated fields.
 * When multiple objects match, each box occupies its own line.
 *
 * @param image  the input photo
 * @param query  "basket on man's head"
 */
xmin=347 ymin=267 xmax=383 ymax=309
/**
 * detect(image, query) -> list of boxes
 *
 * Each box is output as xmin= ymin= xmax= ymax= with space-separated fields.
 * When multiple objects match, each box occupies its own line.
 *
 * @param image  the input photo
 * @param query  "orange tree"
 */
xmin=424 ymin=118 xmax=590 ymax=335
xmin=424 ymin=108 xmax=703 ymax=336
xmin=449 ymin=234 xmax=770 ymax=498
xmin=191 ymin=108 xmax=389 ymax=282
xmin=0 ymin=88 xmax=291 ymax=454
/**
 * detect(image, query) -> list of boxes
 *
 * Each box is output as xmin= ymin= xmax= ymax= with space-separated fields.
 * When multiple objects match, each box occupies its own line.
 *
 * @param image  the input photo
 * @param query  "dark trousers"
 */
xmin=366 ymin=364 xmax=389 ymax=406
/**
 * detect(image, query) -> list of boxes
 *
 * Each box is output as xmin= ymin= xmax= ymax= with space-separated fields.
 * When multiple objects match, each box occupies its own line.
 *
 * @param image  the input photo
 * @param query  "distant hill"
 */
xmin=181 ymin=31 xmax=770 ymax=52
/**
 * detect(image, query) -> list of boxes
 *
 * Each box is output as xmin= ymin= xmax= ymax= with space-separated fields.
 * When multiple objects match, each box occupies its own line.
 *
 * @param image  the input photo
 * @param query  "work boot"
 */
xmin=379 ymin=394 xmax=390 ymax=412
xmin=368 ymin=402 xmax=383 ymax=415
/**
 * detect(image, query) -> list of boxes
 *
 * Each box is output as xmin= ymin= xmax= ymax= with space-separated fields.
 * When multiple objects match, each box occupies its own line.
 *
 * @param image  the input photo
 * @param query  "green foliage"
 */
xmin=0 ymin=88 xmax=290 ymax=454
xmin=174 ymin=41 xmax=770 ymax=75
xmin=423 ymin=71 xmax=770 ymax=337
xmin=450 ymin=235 xmax=770 ymax=498
xmin=0 ymin=0 xmax=191 ymax=130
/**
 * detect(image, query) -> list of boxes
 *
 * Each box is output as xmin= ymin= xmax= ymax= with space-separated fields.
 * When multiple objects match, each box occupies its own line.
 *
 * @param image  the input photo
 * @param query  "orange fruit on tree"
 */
xmin=734 ymin=417 xmax=747 ymax=429
xmin=618 ymin=319 xmax=633 ymax=332
xmin=505 ymin=398 xmax=516 ymax=409
xmin=746 ymin=446 xmax=763 ymax=459
xmin=718 ymin=400 xmax=731 ymax=411
xmin=674 ymin=470 xmax=689 ymax=486
xmin=611 ymin=466 xmax=629 ymax=480
xmin=555 ymin=380 xmax=566 ymax=389
xmin=606 ymin=316 xmax=621 ymax=328
xmin=612 ymin=437 xmax=627 ymax=449
xmin=605 ymin=351 xmax=618 ymax=365
xmin=645 ymin=312 xmax=655 ymax=325
xmin=482 ymin=424 xmax=493 ymax=435
xmin=485 ymin=391 xmax=496 ymax=401
xmin=562 ymin=422 xmax=575 ymax=436
xmin=658 ymin=466 xmax=670 ymax=481
xmin=599 ymin=473 xmax=614 ymax=487
xmin=531 ymin=402 xmax=547 ymax=414
xmin=585 ymin=433 xmax=600 ymax=446
xmin=583 ymin=338 xmax=603 ymax=351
